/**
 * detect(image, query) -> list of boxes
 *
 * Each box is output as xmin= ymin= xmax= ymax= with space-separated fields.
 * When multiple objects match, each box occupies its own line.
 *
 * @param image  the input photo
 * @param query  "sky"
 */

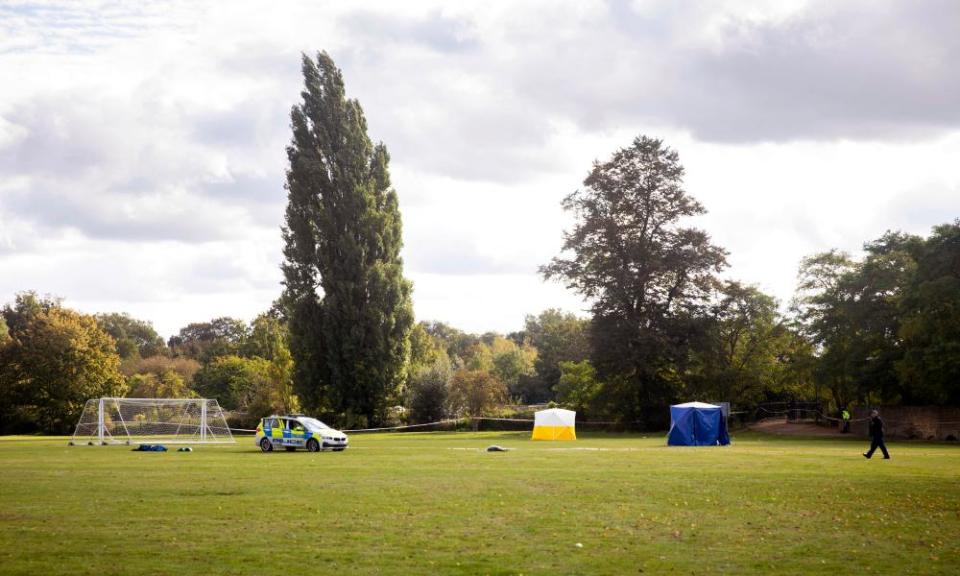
xmin=1 ymin=0 xmax=958 ymax=339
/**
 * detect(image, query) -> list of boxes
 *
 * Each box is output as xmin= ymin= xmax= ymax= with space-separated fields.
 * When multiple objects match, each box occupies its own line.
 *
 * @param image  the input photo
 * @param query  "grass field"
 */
xmin=0 ymin=431 xmax=958 ymax=575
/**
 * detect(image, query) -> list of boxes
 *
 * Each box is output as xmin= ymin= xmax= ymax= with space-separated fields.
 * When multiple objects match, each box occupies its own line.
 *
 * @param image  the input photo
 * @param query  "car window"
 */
xmin=301 ymin=417 xmax=330 ymax=431
xmin=264 ymin=418 xmax=277 ymax=429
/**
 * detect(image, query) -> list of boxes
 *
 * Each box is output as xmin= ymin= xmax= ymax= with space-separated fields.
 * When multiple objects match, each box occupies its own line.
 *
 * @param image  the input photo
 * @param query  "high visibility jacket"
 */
xmin=842 ymin=410 xmax=850 ymax=420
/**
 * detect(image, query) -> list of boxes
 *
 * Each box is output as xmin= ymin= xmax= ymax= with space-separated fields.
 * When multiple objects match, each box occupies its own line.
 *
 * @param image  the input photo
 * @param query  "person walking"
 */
xmin=841 ymin=408 xmax=851 ymax=433
xmin=863 ymin=409 xmax=890 ymax=459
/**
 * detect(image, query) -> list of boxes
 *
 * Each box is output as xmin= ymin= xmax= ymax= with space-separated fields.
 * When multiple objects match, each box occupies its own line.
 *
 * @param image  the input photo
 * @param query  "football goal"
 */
xmin=70 ymin=397 xmax=234 ymax=445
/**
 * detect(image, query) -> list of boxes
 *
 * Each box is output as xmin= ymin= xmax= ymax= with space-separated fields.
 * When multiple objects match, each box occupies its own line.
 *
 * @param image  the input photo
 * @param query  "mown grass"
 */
xmin=0 ymin=431 xmax=957 ymax=575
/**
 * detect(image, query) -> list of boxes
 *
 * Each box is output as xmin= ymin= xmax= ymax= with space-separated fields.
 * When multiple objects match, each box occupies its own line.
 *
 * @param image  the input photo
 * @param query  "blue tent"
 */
xmin=667 ymin=402 xmax=731 ymax=446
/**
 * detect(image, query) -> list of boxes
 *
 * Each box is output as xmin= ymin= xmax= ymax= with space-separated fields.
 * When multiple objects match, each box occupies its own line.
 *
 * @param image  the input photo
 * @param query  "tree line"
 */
xmin=793 ymin=224 xmax=960 ymax=409
xmin=0 ymin=299 xmax=298 ymax=434
xmin=0 ymin=211 xmax=956 ymax=434
xmin=0 ymin=291 xmax=588 ymax=434
xmin=2 ymin=51 xmax=958 ymax=433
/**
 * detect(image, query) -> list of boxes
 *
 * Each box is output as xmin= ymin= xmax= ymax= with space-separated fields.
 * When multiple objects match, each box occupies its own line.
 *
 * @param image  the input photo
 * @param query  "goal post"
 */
xmin=70 ymin=398 xmax=234 ymax=445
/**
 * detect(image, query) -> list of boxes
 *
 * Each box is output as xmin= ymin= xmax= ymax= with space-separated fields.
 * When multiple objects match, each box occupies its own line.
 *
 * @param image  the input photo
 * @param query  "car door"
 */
xmin=267 ymin=418 xmax=284 ymax=444
xmin=277 ymin=418 xmax=292 ymax=446
xmin=288 ymin=419 xmax=308 ymax=447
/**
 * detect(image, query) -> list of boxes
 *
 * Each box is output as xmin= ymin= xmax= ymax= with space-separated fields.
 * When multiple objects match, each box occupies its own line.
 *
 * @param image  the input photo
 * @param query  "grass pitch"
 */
xmin=0 ymin=432 xmax=958 ymax=575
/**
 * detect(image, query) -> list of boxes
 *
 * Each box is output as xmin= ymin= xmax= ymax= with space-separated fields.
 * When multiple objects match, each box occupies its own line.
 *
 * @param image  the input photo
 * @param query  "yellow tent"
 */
xmin=531 ymin=408 xmax=576 ymax=440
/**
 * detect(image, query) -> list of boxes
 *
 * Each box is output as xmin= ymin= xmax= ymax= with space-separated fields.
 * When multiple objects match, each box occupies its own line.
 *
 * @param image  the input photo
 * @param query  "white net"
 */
xmin=70 ymin=398 xmax=234 ymax=445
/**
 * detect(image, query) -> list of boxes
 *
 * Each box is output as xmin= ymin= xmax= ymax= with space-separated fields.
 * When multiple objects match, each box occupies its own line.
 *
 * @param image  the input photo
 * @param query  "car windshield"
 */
xmin=299 ymin=417 xmax=331 ymax=432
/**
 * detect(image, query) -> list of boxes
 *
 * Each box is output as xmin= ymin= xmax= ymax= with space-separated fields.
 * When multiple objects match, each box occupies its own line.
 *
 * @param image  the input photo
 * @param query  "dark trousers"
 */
xmin=865 ymin=436 xmax=890 ymax=459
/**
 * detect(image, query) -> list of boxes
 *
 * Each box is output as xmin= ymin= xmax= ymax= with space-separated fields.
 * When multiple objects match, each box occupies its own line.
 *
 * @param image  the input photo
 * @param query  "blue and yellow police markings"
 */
xmin=263 ymin=423 xmax=311 ymax=447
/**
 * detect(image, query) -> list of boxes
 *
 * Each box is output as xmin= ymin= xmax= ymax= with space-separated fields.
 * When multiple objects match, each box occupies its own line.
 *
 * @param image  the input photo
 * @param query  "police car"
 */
xmin=255 ymin=415 xmax=349 ymax=453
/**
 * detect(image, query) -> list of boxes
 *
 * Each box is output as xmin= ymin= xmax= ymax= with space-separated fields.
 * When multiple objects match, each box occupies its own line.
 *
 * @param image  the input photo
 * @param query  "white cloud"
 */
xmin=0 ymin=0 xmax=958 ymax=338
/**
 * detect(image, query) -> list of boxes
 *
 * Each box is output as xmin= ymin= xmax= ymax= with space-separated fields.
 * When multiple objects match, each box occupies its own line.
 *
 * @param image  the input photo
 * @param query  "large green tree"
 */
xmin=95 ymin=312 xmax=166 ymax=361
xmin=898 ymin=221 xmax=960 ymax=404
xmin=489 ymin=336 xmax=537 ymax=400
xmin=0 ymin=293 xmax=126 ymax=434
xmin=282 ymin=52 xmax=413 ymax=426
xmin=192 ymin=355 xmax=295 ymax=425
xmin=555 ymin=360 xmax=601 ymax=416
xmin=522 ymin=309 xmax=589 ymax=401
xmin=407 ymin=356 xmax=452 ymax=424
xmin=793 ymin=234 xmax=925 ymax=409
xmin=846 ymin=232 xmax=922 ymax=404
xmin=241 ymin=313 xmax=297 ymax=415
xmin=421 ymin=321 xmax=480 ymax=363
xmin=448 ymin=369 xmax=506 ymax=418
xmin=789 ymin=223 xmax=960 ymax=409
xmin=793 ymin=250 xmax=860 ymax=408
xmin=686 ymin=282 xmax=789 ymax=407
xmin=542 ymin=136 xmax=727 ymax=427
xmin=192 ymin=355 xmax=263 ymax=412
xmin=168 ymin=317 xmax=249 ymax=362
xmin=408 ymin=322 xmax=446 ymax=370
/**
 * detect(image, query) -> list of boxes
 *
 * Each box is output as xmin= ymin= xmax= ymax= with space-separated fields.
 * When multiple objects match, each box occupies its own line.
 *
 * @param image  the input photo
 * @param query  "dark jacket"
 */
xmin=869 ymin=416 xmax=884 ymax=438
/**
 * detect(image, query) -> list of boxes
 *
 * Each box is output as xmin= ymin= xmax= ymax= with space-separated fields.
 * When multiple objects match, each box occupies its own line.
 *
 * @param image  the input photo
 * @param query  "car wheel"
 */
xmin=306 ymin=438 xmax=320 ymax=453
xmin=260 ymin=438 xmax=273 ymax=452
xmin=285 ymin=446 xmax=296 ymax=452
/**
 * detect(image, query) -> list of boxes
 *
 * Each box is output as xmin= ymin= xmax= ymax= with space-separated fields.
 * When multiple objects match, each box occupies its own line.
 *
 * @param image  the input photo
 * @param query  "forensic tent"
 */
xmin=667 ymin=402 xmax=730 ymax=446
xmin=531 ymin=408 xmax=576 ymax=440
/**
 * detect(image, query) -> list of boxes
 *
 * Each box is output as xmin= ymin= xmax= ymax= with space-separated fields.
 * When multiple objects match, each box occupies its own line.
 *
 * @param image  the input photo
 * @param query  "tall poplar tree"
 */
xmin=282 ymin=52 xmax=413 ymax=426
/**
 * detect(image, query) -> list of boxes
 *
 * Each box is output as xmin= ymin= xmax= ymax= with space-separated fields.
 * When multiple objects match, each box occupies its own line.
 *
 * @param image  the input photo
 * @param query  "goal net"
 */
xmin=70 ymin=398 xmax=234 ymax=445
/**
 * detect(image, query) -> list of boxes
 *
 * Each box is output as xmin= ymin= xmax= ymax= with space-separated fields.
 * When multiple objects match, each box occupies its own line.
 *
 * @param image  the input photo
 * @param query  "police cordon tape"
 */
xmin=343 ymin=418 xmax=465 ymax=433
xmin=757 ymin=406 xmax=871 ymax=423
xmin=755 ymin=406 xmax=892 ymax=424
xmin=228 ymin=416 xmax=621 ymax=435
xmin=227 ymin=418 xmax=467 ymax=435
xmin=470 ymin=416 xmax=620 ymax=425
